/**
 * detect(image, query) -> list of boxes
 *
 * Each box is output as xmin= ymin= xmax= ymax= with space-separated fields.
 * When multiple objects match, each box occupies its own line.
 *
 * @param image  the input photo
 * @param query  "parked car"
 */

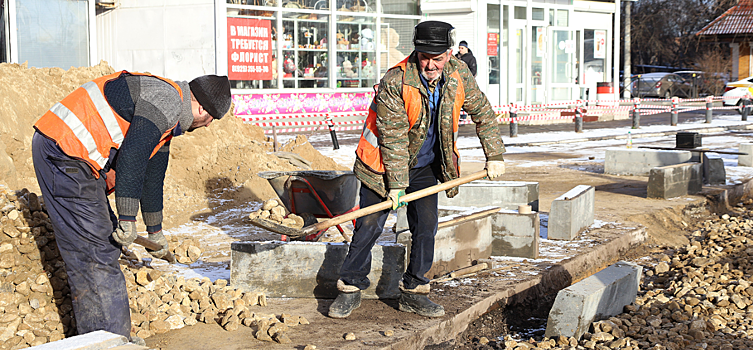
xmin=628 ymin=72 xmax=693 ymax=99
xmin=722 ymin=76 xmax=753 ymax=110
xmin=674 ymin=70 xmax=729 ymax=97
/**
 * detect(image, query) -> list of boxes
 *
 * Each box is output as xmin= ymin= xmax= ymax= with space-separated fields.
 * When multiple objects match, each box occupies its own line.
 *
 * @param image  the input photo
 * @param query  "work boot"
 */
xmin=398 ymin=282 xmax=445 ymax=317
xmin=328 ymin=280 xmax=362 ymax=318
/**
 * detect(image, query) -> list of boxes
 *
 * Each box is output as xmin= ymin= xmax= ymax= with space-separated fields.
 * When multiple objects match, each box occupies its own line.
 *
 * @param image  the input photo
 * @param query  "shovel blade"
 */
xmin=249 ymin=217 xmax=308 ymax=238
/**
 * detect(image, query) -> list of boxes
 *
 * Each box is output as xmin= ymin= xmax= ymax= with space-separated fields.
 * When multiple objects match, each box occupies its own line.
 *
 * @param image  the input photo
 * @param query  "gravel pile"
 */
xmin=468 ymin=200 xmax=753 ymax=350
xmin=0 ymin=187 xmax=309 ymax=349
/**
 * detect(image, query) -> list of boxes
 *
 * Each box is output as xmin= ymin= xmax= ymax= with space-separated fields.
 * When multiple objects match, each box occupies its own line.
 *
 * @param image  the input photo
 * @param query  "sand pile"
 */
xmin=0 ymin=62 xmax=347 ymax=227
xmin=0 ymin=187 xmax=311 ymax=348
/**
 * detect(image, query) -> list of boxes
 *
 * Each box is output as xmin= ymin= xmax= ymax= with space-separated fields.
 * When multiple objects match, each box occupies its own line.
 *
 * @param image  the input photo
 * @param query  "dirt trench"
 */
xmin=446 ymin=191 xmax=735 ymax=350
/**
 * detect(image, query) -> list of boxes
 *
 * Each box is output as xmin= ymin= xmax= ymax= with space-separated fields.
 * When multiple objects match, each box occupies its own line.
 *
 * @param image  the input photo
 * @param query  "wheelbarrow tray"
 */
xmin=257 ymin=170 xmax=360 ymax=217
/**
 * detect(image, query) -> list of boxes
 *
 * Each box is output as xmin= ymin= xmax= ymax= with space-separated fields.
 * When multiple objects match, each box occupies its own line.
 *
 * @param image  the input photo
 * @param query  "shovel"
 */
xmin=249 ymin=170 xmax=490 ymax=238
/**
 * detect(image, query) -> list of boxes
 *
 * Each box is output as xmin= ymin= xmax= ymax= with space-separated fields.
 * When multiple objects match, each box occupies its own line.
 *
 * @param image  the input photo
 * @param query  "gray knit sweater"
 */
xmin=104 ymin=74 xmax=193 ymax=233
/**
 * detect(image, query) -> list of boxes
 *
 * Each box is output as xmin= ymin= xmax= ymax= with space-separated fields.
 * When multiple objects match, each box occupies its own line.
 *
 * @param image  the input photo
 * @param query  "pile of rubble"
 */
xmin=0 ymin=187 xmax=310 ymax=349
xmin=248 ymin=199 xmax=306 ymax=229
xmin=471 ymin=200 xmax=753 ymax=350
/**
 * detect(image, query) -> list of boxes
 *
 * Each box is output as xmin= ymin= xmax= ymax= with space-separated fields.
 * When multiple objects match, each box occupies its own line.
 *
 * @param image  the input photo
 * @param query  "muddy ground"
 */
xmin=143 ymin=137 xmax=745 ymax=349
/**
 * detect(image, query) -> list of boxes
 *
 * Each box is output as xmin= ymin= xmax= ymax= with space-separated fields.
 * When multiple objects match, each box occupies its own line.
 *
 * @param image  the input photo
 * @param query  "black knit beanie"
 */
xmin=189 ymin=75 xmax=231 ymax=120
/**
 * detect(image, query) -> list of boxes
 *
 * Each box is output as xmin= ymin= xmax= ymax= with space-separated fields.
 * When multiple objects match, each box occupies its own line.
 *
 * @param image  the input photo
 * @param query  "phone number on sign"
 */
xmin=231 ymin=65 xmax=270 ymax=73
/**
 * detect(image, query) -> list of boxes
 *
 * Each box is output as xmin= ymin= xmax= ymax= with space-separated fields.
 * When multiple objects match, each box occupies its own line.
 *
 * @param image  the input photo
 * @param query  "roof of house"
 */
xmin=697 ymin=0 xmax=753 ymax=36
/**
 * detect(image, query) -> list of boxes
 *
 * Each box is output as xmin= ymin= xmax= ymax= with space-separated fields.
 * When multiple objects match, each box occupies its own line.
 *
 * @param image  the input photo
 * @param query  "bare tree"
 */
xmin=625 ymin=0 xmax=736 ymax=69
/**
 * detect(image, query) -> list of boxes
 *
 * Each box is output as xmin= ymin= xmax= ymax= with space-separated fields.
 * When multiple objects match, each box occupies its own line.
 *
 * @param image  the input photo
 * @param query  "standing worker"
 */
xmin=455 ymin=40 xmax=477 ymax=77
xmin=31 ymin=72 xmax=231 ymax=343
xmin=329 ymin=20 xmax=506 ymax=318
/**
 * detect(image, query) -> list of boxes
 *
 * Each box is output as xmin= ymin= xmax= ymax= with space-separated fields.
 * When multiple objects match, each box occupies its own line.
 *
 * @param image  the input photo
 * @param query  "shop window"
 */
xmin=382 ymin=0 xmax=418 ymax=15
xmin=282 ymin=13 xmax=330 ymax=88
xmin=532 ymin=8 xmax=544 ymax=21
xmin=0 ymin=1 xmax=6 ymax=63
xmin=336 ymin=15 xmax=377 ymax=88
xmin=379 ymin=18 xmax=415 ymax=74
xmin=556 ymin=10 xmax=568 ymax=26
xmin=487 ymin=4 xmax=500 ymax=85
xmin=228 ymin=0 xmax=277 ymax=8
xmin=514 ymin=6 xmax=526 ymax=20
xmin=336 ymin=0 xmax=374 ymax=12
xmin=16 ymin=0 xmax=89 ymax=69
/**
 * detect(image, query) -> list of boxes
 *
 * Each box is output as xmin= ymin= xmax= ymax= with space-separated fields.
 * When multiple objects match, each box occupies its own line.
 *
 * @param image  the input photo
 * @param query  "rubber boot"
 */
xmin=398 ymin=292 xmax=445 ymax=317
xmin=328 ymin=291 xmax=362 ymax=318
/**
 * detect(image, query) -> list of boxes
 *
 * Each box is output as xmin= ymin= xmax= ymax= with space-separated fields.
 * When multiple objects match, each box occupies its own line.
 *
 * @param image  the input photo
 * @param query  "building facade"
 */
xmin=0 ymin=0 xmax=620 ymax=112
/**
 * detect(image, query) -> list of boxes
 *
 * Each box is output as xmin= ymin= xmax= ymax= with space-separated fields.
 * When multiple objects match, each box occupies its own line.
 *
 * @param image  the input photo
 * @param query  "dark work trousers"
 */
xmin=31 ymin=132 xmax=131 ymax=338
xmin=340 ymin=165 xmax=439 ymax=290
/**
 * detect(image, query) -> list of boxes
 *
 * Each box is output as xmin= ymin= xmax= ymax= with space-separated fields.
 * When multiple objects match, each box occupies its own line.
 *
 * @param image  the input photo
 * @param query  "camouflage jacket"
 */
xmin=353 ymin=51 xmax=506 ymax=198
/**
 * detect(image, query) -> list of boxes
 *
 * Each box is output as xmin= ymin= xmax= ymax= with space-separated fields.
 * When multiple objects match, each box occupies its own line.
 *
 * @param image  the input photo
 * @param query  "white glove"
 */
xmin=146 ymin=231 xmax=170 ymax=260
xmin=388 ymin=188 xmax=407 ymax=210
xmin=112 ymin=220 xmax=137 ymax=247
xmin=485 ymin=161 xmax=505 ymax=179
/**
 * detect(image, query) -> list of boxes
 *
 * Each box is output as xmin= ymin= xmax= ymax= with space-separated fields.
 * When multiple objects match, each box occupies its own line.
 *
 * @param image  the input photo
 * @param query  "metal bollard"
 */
xmin=632 ymin=98 xmax=641 ymax=129
xmin=272 ymin=125 xmax=278 ymax=152
xmin=509 ymin=108 xmax=518 ymax=138
xmin=743 ymin=95 xmax=751 ymax=122
xmin=574 ymin=105 xmax=584 ymax=133
xmin=670 ymin=97 xmax=678 ymax=126
xmin=705 ymin=96 xmax=713 ymax=123
xmin=326 ymin=117 xmax=340 ymax=150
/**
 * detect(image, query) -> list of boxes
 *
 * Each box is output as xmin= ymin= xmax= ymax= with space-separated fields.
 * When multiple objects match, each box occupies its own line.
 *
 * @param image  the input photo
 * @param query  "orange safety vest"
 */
xmin=34 ymin=71 xmax=183 ymax=179
xmin=355 ymin=58 xmax=465 ymax=174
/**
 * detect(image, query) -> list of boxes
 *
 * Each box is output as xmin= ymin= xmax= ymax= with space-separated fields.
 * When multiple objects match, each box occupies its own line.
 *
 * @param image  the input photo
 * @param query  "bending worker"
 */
xmin=329 ymin=20 xmax=506 ymax=318
xmin=32 ymin=71 xmax=231 ymax=342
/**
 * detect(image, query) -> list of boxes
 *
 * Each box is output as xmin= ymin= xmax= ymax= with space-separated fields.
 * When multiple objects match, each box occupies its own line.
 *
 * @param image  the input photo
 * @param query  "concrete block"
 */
xmin=739 ymin=143 xmax=753 ymax=167
xmin=548 ymin=185 xmax=595 ymax=240
xmin=604 ymin=148 xmax=693 ymax=176
xmin=398 ymin=207 xmax=495 ymax=279
xmin=27 ymin=330 xmax=130 ymax=350
xmin=545 ymin=261 xmax=642 ymax=340
xmin=703 ymin=153 xmax=726 ymax=185
xmin=490 ymin=210 xmax=539 ymax=258
xmin=394 ymin=206 xmax=409 ymax=233
xmin=438 ymin=180 xmax=539 ymax=211
xmin=439 ymin=206 xmax=539 ymax=258
xmin=647 ymin=162 xmax=702 ymax=199
xmin=230 ymin=241 xmax=406 ymax=299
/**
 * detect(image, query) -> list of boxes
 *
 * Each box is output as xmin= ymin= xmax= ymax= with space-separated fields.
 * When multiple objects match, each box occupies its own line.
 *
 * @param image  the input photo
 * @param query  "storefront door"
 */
xmin=529 ymin=23 xmax=547 ymax=105
xmin=548 ymin=27 xmax=577 ymax=102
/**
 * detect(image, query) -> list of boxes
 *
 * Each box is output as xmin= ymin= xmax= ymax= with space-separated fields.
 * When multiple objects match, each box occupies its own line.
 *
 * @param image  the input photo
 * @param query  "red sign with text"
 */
xmin=487 ymin=33 xmax=498 ymax=56
xmin=228 ymin=18 xmax=273 ymax=81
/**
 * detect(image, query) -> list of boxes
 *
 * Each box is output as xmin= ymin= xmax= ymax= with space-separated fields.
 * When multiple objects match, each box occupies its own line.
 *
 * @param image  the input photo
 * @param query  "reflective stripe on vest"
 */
xmin=34 ymin=71 xmax=183 ymax=177
xmin=356 ymin=58 xmax=465 ymax=173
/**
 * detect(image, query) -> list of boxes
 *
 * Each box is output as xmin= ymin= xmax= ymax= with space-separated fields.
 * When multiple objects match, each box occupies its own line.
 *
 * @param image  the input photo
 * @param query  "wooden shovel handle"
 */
xmin=300 ymin=170 xmax=489 ymax=236
xmin=133 ymin=235 xmax=177 ymax=264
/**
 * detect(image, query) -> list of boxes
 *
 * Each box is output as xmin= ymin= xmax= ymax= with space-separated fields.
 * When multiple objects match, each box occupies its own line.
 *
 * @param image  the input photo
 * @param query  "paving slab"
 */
xmin=27 ymin=331 xmax=133 ymax=350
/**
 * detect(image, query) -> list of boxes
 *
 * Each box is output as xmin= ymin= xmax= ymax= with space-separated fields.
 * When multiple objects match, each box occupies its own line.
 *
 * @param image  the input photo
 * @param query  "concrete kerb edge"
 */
xmin=378 ymin=226 xmax=648 ymax=350
xmin=501 ymin=123 xmax=753 ymax=148
xmin=380 ymin=179 xmax=753 ymax=349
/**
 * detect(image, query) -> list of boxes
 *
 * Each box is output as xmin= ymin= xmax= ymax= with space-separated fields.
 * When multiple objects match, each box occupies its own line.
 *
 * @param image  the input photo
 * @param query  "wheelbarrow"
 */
xmin=256 ymin=170 xmax=361 ymax=241
xmin=250 ymin=170 xmax=490 ymax=239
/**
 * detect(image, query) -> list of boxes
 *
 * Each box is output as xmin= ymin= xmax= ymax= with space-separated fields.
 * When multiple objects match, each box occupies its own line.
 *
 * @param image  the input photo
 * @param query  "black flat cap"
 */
xmin=413 ymin=21 xmax=455 ymax=54
xmin=189 ymin=75 xmax=232 ymax=120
